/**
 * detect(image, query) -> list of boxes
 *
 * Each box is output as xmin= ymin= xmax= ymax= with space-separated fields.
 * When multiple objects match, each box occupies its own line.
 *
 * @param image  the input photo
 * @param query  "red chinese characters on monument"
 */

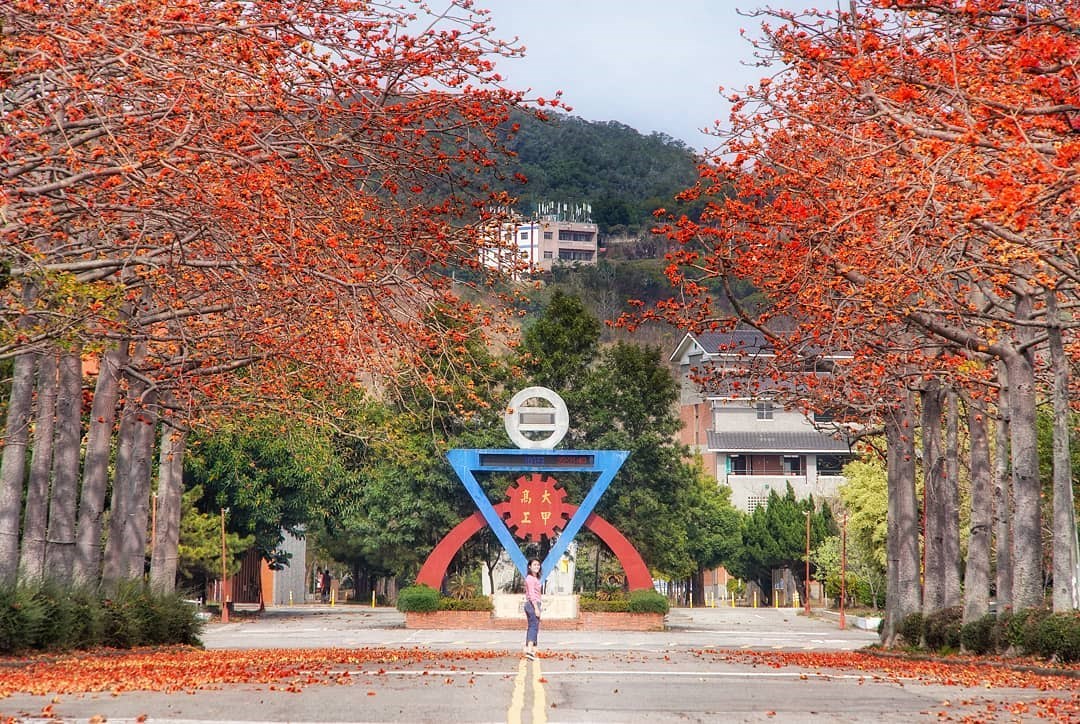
xmin=503 ymin=473 xmax=569 ymax=540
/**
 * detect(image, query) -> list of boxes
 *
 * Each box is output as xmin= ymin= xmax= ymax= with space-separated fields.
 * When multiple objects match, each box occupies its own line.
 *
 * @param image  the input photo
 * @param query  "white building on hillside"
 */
xmin=480 ymin=204 xmax=599 ymax=277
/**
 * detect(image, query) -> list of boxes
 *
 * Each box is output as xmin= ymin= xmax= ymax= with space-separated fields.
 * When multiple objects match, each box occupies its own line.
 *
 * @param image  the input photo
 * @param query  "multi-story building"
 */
xmin=670 ymin=329 xmax=853 ymax=513
xmin=670 ymin=329 xmax=854 ymax=606
xmin=510 ymin=218 xmax=599 ymax=271
xmin=481 ymin=205 xmax=600 ymax=277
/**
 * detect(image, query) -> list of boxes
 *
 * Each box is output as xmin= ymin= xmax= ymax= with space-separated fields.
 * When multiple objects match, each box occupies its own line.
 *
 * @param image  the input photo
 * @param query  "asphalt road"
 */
xmin=1 ymin=605 xmax=1074 ymax=723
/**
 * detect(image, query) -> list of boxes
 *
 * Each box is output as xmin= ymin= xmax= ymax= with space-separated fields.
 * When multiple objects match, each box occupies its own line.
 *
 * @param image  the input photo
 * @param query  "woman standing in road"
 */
xmin=523 ymin=558 xmax=542 ymax=659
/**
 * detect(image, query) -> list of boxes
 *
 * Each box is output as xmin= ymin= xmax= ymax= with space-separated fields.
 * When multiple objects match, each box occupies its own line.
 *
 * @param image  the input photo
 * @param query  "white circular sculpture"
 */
xmin=503 ymin=386 xmax=569 ymax=449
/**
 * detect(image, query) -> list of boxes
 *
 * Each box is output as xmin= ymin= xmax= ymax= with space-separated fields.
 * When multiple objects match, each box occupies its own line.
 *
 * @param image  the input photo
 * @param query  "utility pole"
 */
xmin=804 ymin=510 xmax=812 ymax=615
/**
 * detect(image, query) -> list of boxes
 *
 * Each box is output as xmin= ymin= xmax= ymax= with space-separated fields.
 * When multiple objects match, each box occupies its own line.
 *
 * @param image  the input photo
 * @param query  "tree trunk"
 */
xmin=0 ymin=282 xmax=40 ymax=582
xmin=1046 ymin=290 xmax=1079 ymax=611
xmin=150 ymin=421 xmax=185 ymax=592
xmin=1005 ymin=294 xmax=1042 ymax=610
xmin=101 ymin=341 xmax=148 ymax=588
xmin=942 ymin=388 xmax=961 ymax=608
xmin=692 ymin=567 xmax=705 ymax=607
xmin=921 ymin=382 xmax=945 ymax=614
xmin=44 ymin=349 xmax=83 ymax=584
xmin=18 ymin=352 xmax=54 ymax=582
xmin=963 ymin=396 xmax=992 ymax=623
xmin=124 ymin=388 xmax=159 ymax=580
xmin=882 ymin=389 xmax=921 ymax=645
xmin=0 ymin=350 xmax=36 ymax=581
xmin=993 ymin=363 xmax=1013 ymax=612
xmin=74 ymin=341 xmax=130 ymax=584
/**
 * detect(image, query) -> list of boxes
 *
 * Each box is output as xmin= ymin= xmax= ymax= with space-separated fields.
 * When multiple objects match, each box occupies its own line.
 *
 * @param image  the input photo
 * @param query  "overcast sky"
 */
xmin=475 ymin=1 xmax=811 ymax=152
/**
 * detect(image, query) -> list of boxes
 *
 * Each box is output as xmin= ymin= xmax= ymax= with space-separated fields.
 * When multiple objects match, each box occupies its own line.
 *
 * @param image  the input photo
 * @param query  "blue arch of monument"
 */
xmin=446 ymin=448 xmax=629 ymax=580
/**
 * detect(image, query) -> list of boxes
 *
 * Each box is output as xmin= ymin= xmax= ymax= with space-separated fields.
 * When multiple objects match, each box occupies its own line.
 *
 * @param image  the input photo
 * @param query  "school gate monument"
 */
xmin=415 ymin=387 xmax=652 ymax=618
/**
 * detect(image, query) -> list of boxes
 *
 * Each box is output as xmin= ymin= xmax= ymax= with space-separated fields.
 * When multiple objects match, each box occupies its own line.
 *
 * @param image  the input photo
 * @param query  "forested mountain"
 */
xmin=500 ymin=110 xmax=702 ymax=233
xmin=486 ymin=110 xmax=742 ymax=347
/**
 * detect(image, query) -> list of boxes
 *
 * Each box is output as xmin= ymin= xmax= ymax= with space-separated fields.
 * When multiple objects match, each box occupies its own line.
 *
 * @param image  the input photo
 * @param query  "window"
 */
xmin=543 ymin=251 xmax=553 ymax=259
xmin=557 ymin=230 xmax=594 ymax=242
xmin=519 ymin=231 xmax=529 ymax=240
xmin=557 ymin=249 xmax=594 ymax=262
xmin=817 ymin=454 xmax=851 ymax=476
xmin=813 ymin=409 xmax=835 ymax=423
xmin=730 ymin=455 xmax=784 ymax=475
xmin=756 ymin=401 xmax=774 ymax=420
xmin=783 ymin=455 xmax=804 ymax=475
xmin=543 ymin=232 xmax=553 ymax=239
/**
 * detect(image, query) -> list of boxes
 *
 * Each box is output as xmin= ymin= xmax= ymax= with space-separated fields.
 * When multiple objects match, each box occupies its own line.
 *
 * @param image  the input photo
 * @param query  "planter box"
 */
xmin=404 ymin=609 xmax=664 ymax=631
xmin=405 ymin=610 xmax=495 ymax=630
xmin=492 ymin=593 xmax=578 ymax=619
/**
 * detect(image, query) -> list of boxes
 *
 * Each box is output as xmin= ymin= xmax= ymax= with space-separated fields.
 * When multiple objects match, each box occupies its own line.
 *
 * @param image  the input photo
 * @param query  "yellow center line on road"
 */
xmin=507 ymin=657 xmax=527 ymax=724
xmin=532 ymin=658 xmax=547 ymax=724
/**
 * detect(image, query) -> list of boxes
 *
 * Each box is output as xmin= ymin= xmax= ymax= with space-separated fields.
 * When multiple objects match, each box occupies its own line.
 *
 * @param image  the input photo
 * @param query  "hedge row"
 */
xmin=0 ymin=581 xmax=204 ymax=654
xmin=899 ymin=607 xmax=1080 ymax=662
xmin=579 ymin=590 xmax=670 ymax=614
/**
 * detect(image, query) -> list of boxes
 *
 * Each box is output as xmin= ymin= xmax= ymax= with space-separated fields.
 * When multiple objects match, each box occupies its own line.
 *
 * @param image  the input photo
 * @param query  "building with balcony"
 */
xmin=670 ymin=329 xmax=854 ymax=606
xmin=670 ymin=330 xmax=853 ymax=513
xmin=510 ymin=218 xmax=599 ymax=271
xmin=480 ymin=204 xmax=599 ymax=277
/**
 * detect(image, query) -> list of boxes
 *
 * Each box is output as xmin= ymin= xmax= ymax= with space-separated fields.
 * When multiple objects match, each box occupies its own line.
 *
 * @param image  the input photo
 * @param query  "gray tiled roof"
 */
xmin=693 ymin=330 xmax=773 ymax=356
xmin=706 ymin=430 xmax=851 ymax=453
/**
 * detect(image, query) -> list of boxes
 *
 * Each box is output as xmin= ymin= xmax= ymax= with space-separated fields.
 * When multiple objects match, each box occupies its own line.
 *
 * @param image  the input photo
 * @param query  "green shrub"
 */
xmin=142 ymin=590 xmax=204 ymax=646
xmin=628 ymin=589 xmax=669 ymax=614
xmin=438 ymin=595 xmax=493 ymax=611
xmin=396 ymin=584 xmax=440 ymax=613
xmin=1034 ymin=612 xmax=1080 ymax=663
xmin=445 ymin=573 xmax=479 ymax=600
xmin=960 ymin=613 xmax=997 ymax=655
xmin=897 ymin=612 xmax=925 ymax=648
xmin=595 ymin=583 xmax=626 ymax=601
xmin=166 ymin=592 xmax=206 ymax=645
xmin=31 ymin=582 xmax=107 ymax=650
xmin=579 ymin=597 xmax=631 ymax=613
xmin=102 ymin=582 xmax=148 ymax=648
xmin=1004 ymin=608 xmax=1050 ymax=654
xmin=0 ymin=581 xmax=200 ymax=653
xmin=0 ymin=584 xmax=47 ymax=654
xmin=924 ymin=607 xmax=962 ymax=651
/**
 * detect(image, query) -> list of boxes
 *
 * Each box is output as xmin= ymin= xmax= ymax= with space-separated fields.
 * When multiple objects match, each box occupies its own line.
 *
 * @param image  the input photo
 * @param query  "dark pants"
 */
xmin=524 ymin=600 xmax=540 ymax=645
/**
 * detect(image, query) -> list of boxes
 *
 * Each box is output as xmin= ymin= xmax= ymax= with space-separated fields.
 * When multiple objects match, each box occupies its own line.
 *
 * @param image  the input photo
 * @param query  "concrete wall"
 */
xmin=268 ymin=530 xmax=307 ymax=606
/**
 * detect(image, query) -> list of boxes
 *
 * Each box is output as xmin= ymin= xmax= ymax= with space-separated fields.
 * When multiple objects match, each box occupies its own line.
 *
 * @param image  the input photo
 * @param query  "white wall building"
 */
xmin=481 ymin=213 xmax=599 ymax=277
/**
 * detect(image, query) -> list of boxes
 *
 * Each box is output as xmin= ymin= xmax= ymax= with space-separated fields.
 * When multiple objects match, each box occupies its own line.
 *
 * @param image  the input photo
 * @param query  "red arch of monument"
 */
xmin=415 ymin=502 xmax=652 ymax=591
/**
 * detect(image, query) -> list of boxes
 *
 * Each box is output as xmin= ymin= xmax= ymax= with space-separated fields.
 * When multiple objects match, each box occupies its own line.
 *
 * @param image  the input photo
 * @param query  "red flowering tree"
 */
xmin=1 ymin=0 xmax=550 ymax=587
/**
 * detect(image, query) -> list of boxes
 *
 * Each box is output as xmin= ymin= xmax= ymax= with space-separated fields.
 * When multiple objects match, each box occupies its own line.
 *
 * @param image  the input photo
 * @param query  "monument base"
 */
xmin=492 ymin=593 xmax=578 ymax=620
xmin=404 ymin=608 xmax=664 ymax=631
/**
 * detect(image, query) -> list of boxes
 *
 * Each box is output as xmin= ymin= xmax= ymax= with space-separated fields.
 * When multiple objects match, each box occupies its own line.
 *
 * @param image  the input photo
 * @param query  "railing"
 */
xmin=724 ymin=474 xmax=807 ymax=487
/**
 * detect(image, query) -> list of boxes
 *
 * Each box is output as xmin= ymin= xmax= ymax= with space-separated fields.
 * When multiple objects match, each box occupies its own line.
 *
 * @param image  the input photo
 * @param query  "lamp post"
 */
xmin=804 ymin=509 xmax=812 ymax=615
xmin=220 ymin=507 xmax=230 ymax=624
xmin=839 ymin=512 xmax=847 ymax=630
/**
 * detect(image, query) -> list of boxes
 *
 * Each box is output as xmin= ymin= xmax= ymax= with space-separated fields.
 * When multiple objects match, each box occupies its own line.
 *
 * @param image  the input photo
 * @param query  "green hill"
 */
xmin=500 ymin=110 xmax=702 ymax=234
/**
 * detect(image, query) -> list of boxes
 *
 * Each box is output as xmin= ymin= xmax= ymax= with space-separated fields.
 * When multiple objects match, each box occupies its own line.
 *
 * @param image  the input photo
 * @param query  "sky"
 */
xmin=475 ymin=0 xmax=813 ymax=152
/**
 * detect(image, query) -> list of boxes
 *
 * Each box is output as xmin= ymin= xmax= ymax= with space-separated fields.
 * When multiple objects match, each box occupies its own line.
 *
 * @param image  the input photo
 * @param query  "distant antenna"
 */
xmin=535 ymin=200 xmax=593 ymax=223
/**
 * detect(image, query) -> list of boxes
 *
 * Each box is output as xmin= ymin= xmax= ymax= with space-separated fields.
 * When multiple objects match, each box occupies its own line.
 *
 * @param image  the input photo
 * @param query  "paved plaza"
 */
xmin=197 ymin=603 xmax=880 ymax=652
xmin=2 ymin=605 xmax=1075 ymax=723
